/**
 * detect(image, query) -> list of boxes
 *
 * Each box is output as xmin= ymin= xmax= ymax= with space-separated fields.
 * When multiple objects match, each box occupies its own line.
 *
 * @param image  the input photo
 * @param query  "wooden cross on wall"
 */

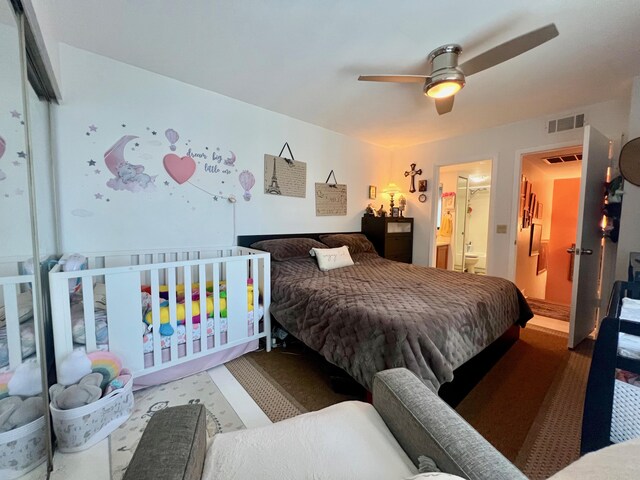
xmin=404 ymin=163 xmax=422 ymax=193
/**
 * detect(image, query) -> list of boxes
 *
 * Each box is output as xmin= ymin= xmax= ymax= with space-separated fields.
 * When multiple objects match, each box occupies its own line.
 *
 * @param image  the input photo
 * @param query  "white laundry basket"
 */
xmin=0 ymin=415 xmax=47 ymax=480
xmin=50 ymin=379 xmax=134 ymax=452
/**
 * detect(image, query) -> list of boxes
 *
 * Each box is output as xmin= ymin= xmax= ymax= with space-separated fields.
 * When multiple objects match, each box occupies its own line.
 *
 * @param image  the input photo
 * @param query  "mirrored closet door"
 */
xmin=1 ymin=1 xmax=56 ymax=477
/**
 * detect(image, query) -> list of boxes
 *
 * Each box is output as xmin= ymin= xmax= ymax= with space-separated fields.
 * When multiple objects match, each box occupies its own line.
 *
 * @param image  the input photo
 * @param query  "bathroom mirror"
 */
xmin=619 ymin=137 xmax=640 ymax=186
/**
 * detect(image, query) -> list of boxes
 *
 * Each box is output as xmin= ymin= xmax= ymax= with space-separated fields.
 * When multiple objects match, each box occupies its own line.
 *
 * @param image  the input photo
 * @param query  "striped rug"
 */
xmin=527 ymin=298 xmax=571 ymax=322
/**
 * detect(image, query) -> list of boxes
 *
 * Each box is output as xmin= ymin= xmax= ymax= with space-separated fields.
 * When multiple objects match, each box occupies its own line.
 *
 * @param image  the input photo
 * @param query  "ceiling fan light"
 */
xmin=425 ymin=80 xmax=463 ymax=99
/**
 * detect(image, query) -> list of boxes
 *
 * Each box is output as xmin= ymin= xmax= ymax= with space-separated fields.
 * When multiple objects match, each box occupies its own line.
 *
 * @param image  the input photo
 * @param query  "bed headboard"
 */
xmin=237 ymin=231 xmax=360 ymax=248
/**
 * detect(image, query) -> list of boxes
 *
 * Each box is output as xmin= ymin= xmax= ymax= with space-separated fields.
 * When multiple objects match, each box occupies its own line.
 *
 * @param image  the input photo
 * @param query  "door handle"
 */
xmin=581 ymin=248 xmax=593 ymax=256
xmin=566 ymin=247 xmax=576 ymax=254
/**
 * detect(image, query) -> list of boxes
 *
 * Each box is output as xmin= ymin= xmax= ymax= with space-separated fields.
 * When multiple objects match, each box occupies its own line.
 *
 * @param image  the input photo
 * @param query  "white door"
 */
xmin=568 ymin=125 xmax=610 ymax=348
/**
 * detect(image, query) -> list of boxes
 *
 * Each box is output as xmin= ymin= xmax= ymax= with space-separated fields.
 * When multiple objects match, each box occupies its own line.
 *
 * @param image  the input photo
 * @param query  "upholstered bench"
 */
xmin=123 ymin=404 xmax=207 ymax=480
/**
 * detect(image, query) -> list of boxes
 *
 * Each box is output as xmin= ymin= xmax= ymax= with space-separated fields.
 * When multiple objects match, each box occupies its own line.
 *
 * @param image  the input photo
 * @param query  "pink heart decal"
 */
xmin=163 ymin=154 xmax=196 ymax=184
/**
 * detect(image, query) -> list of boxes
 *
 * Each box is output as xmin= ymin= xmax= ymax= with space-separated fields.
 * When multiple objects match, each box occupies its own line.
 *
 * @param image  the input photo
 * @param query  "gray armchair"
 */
xmin=124 ymin=367 xmax=525 ymax=479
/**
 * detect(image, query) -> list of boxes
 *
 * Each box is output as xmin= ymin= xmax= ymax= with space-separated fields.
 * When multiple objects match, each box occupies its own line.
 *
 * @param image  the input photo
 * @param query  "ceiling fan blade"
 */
xmin=435 ymin=96 xmax=455 ymax=115
xmin=459 ymin=23 xmax=559 ymax=76
xmin=358 ymin=75 xmax=428 ymax=83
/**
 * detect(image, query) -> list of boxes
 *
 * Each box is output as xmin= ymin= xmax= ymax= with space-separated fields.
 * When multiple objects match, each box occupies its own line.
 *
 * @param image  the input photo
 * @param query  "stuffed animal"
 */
xmin=7 ymin=360 xmax=42 ymax=397
xmin=57 ymin=349 xmax=92 ymax=386
xmin=87 ymin=351 xmax=122 ymax=389
xmin=0 ymin=395 xmax=44 ymax=432
xmin=49 ymin=373 xmax=103 ymax=410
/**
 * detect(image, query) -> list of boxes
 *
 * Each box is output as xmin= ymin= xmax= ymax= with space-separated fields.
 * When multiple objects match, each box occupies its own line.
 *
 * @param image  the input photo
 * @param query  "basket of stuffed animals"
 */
xmin=49 ymin=350 xmax=134 ymax=452
xmin=0 ymin=416 xmax=47 ymax=479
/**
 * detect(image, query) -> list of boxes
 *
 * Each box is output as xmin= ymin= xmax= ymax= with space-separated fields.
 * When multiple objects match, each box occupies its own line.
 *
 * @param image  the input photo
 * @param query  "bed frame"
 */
xmin=238 ymin=233 xmax=521 ymax=407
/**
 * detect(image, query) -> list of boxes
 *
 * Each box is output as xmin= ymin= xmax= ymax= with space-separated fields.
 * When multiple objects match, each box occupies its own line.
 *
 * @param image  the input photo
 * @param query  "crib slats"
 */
xmin=226 ymin=260 xmax=248 ymax=344
xmin=251 ymin=258 xmax=259 ymax=337
xmin=262 ymin=256 xmax=272 ymax=352
xmin=82 ymin=277 xmax=97 ymax=352
xmin=150 ymin=269 xmax=162 ymax=367
xmin=105 ymin=271 xmax=144 ymax=373
xmin=184 ymin=266 xmax=193 ymax=357
xmin=213 ymin=264 xmax=221 ymax=348
xmin=199 ymin=264 xmax=206 ymax=351
xmin=3 ymin=283 xmax=22 ymax=370
xmin=167 ymin=267 xmax=178 ymax=362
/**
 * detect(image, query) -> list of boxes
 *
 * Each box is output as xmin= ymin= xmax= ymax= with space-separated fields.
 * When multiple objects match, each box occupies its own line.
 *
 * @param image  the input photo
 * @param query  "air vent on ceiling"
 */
xmin=546 ymin=113 xmax=585 ymax=134
xmin=542 ymin=153 xmax=582 ymax=165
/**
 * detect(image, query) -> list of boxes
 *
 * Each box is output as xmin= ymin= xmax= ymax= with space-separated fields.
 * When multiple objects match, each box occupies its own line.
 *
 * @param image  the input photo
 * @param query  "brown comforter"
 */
xmin=270 ymin=252 xmax=532 ymax=391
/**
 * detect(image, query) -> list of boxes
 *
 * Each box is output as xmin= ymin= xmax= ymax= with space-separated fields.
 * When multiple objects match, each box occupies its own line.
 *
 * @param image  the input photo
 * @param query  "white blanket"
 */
xmin=204 ymin=401 xmax=418 ymax=480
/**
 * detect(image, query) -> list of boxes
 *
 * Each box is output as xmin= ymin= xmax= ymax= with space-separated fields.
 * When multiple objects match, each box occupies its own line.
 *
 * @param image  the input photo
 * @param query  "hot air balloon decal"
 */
xmin=239 ymin=170 xmax=255 ymax=201
xmin=165 ymin=129 xmax=179 ymax=151
xmin=0 ymin=135 xmax=6 ymax=160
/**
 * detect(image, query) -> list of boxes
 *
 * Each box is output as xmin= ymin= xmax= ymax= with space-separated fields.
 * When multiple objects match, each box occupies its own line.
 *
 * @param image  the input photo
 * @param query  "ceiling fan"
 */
xmin=358 ymin=23 xmax=559 ymax=115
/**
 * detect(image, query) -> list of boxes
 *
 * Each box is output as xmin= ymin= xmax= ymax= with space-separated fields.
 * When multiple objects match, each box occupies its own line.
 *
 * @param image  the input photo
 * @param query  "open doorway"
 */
xmin=435 ymin=160 xmax=492 ymax=275
xmin=514 ymin=146 xmax=583 ymax=333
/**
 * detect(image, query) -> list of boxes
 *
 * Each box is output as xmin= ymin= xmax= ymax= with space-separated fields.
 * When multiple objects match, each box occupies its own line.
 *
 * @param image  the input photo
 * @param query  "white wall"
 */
xmin=52 ymin=45 xmax=390 ymax=254
xmin=390 ymin=98 xmax=629 ymax=279
xmin=616 ymin=76 xmax=640 ymax=280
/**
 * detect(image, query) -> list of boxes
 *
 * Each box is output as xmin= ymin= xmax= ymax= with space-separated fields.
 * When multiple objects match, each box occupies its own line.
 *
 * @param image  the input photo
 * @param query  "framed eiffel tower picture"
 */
xmin=263 ymin=154 xmax=307 ymax=198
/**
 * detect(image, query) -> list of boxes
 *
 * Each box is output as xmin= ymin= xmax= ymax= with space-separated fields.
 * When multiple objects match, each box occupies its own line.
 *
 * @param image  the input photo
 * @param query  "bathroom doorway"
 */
xmin=435 ymin=160 xmax=492 ymax=275
xmin=514 ymin=145 xmax=583 ymax=333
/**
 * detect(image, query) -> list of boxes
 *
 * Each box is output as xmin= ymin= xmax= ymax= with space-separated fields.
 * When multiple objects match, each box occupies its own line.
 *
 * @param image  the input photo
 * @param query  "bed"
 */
xmin=238 ymin=233 xmax=532 ymax=399
xmin=49 ymin=247 xmax=271 ymax=388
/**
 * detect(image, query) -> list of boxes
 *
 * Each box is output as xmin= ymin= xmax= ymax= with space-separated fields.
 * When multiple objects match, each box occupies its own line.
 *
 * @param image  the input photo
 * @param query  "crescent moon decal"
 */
xmin=224 ymin=151 xmax=236 ymax=166
xmin=104 ymin=135 xmax=139 ymax=175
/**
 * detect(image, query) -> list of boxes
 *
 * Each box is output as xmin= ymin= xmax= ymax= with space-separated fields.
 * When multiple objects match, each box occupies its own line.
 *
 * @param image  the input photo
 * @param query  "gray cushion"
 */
xmin=372 ymin=368 xmax=527 ymax=480
xmin=123 ymin=404 xmax=206 ymax=480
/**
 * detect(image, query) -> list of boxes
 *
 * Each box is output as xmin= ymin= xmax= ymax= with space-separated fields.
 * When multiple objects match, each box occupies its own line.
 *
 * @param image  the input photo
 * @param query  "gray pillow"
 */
xmin=250 ymin=238 xmax=327 ymax=261
xmin=319 ymin=233 xmax=377 ymax=255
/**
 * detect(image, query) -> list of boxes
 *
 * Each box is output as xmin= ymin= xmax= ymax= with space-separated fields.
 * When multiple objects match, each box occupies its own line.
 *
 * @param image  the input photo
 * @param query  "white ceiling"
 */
xmin=48 ymin=0 xmax=640 ymax=148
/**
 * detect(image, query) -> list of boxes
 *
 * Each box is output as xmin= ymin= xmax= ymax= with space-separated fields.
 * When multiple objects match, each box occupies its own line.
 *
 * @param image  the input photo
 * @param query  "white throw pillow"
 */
xmin=309 ymin=246 xmax=354 ymax=271
xmin=204 ymin=401 xmax=418 ymax=480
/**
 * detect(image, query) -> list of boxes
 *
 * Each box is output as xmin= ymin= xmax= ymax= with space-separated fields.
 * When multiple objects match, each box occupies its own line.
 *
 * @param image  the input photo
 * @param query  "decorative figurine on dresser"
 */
xmin=362 ymin=216 xmax=414 ymax=263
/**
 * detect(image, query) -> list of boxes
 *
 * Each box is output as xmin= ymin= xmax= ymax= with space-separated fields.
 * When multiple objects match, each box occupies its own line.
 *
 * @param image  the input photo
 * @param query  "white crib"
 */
xmin=49 ymin=247 xmax=271 ymax=387
xmin=0 ymin=273 xmax=39 ymax=372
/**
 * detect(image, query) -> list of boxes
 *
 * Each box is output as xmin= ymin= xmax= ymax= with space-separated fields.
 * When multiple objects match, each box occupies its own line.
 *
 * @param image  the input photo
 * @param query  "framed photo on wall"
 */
xmin=530 ymin=223 xmax=542 ymax=256
xmin=537 ymin=241 xmax=549 ymax=274
xmin=369 ymin=185 xmax=377 ymax=199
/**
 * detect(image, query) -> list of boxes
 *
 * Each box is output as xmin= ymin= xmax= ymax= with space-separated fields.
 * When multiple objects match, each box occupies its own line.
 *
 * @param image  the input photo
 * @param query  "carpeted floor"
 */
xmin=240 ymin=324 xmax=593 ymax=478
xmin=527 ymin=298 xmax=571 ymax=322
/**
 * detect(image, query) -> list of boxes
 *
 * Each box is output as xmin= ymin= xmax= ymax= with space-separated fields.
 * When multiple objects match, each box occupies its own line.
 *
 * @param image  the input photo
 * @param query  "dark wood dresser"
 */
xmin=361 ymin=216 xmax=413 ymax=263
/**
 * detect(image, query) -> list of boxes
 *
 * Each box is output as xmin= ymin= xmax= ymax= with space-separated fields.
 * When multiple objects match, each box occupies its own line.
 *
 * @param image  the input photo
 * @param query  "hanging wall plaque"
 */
xmin=315 ymin=170 xmax=347 ymax=216
xmin=263 ymin=142 xmax=306 ymax=198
